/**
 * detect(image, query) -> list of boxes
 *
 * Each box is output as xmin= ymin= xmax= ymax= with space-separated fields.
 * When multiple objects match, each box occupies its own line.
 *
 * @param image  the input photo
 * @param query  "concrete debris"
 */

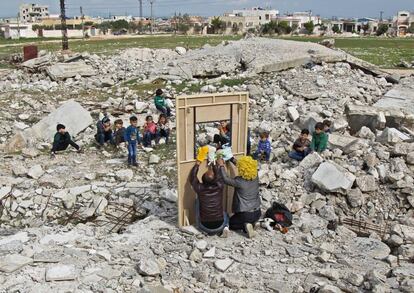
xmin=312 ymin=161 xmax=356 ymax=193
xmin=0 ymin=38 xmax=414 ymax=292
xmin=46 ymin=62 xmax=96 ymax=80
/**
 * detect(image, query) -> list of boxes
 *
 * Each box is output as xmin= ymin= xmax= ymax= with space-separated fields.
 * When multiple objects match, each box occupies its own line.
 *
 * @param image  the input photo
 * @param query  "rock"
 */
xmin=189 ymin=248 xmax=203 ymax=263
xmin=193 ymin=270 xmax=209 ymax=283
xmin=175 ymin=47 xmax=187 ymax=55
xmin=100 ymin=78 xmax=115 ymax=87
xmin=318 ymin=284 xmax=342 ymax=293
xmin=214 ymin=258 xmax=233 ymax=272
xmin=0 ymin=254 xmax=33 ymax=273
xmin=287 ymin=106 xmax=300 ymax=121
xmin=272 ymin=96 xmax=286 ymax=109
xmin=29 ymin=100 xmax=93 ymax=142
xmin=328 ymin=134 xmax=359 ymax=152
xmin=349 ymin=237 xmax=390 ymax=259
xmin=332 ymin=118 xmax=348 ymax=131
xmin=319 ymin=39 xmax=335 ymax=48
xmin=27 ymin=164 xmax=44 ymax=179
xmin=299 ymin=152 xmax=323 ymax=169
xmin=407 ymin=152 xmax=414 ymax=165
xmin=356 ymin=175 xmax=377 ymax=192
xmin=357 ymin=126 xmax=376 ymax=140
xmin=4 ymin=132 xmax=27 ymax=153
xmin=138 ymin=258 xmax=160 ymax=276
xmin=195 ymin=240 xmax=208 ymax=251
xmin=318 ymin=205 xmax=337 ymax=221
xmin=116 ymin=169 xmax=134 ymax=181
xmin=180 ymin=225 xmax=200 ymax=235
xmin=45 ymin=265 xmax=77 ymax=281
xmin=346 ymin=272 xmax=364 ymax=287
xmin=46 ymin=62 xmax=96 ymax=80
xmin=203 ymin=247 xmax=216 ymax=258
xmin=69 ymin=185 xmax=91 ymax=196
xmin=160 ymin=188 xmax=177 ymax=203
xmin=312 ymin=161 xmax=356 ymax=193
xmin=135 ymin=101 xmax=149 ymax=113
xmin=0 ymin=186 xmax=12 ymax=199
xmin=346 ymin=188 xmax=364 ymax=207
xmin=376 ymin=128 xmax=410 ymax=145
xmin=149 ymin=154 xmax=160 ymax=164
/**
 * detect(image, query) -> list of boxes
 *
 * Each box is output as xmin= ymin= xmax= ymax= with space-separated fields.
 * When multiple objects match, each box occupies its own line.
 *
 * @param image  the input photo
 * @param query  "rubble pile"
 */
xmin=0 ymin=38 xmax=414 ymax=292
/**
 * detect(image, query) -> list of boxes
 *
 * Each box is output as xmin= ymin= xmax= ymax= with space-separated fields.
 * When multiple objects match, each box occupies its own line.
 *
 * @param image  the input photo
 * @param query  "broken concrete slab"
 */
xmin=22 ymin=54 xmax=52 ymax=70
xmin=214 ymin=258 xmax=233 ymax=272
xmin=376 ymin=128 xmax=410 ymax=145
xmin=45 ymin=265 xmax=77 ymax=281
xmin=28 ymin=99 xmax=93 ymax=142
xmin=375 ymin=87 xmax=414 ymax=114
xmin=312 ymin=161 xmax=356 ymax=193
xmin=46 ymin=62 xmax=96 ymax=81
xmin=328 ymin=134 xmax=359 ymax=152
xmin=345 ymin=104 xmax=385 ymax=134
xmin=299 ymin=152 xmax=323 ymax=169
xmin=356 ymin=175 xmax=378 ymax=192
xmin=0 ymin=254 xmax=33 ymax=273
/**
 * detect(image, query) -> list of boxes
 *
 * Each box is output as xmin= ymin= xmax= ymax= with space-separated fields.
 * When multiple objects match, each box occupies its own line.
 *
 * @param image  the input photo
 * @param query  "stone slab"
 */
xmin=46 ymin=62 xmax=96 ymax=80
xmin=0 ymin=254 xmax=33 ymax=273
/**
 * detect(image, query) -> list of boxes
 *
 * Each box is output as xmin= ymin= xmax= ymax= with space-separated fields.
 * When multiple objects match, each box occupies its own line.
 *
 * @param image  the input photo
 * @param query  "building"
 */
xmin=393 ymin=11 xmax=414 ymax=36
xmin=210 ymin=7 xmax=279 ymax=34
xmin=274 ymin=12 xmax=321 ymax=33
xmin=19 ymin=3 xmax=49 ymax=23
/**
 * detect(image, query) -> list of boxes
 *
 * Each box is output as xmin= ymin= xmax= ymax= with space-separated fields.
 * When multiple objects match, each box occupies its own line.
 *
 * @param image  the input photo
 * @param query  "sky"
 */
xmin=0 ymin=0 xmax=413 ymax=19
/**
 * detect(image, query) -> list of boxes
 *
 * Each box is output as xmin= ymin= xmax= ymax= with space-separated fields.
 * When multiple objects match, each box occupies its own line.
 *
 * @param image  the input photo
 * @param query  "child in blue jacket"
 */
xmin=253 ymin=132 xmax=272 ymax=162
xmin=124 ymin=116 xmax=141 ymax=166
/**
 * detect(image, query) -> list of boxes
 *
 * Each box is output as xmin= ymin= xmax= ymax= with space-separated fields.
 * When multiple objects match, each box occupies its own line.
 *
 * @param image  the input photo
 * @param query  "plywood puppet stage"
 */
xmin=176 ymin=92 xmax=249 ymax=227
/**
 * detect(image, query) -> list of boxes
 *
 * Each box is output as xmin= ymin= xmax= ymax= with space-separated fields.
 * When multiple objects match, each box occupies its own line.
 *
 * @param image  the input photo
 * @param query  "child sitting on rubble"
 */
xmin=143 ymin=115 xmax=158 ymax=147
xmin=323 ymin=120 xmax=332 ymax=134
xmin=51 ymin=124 xmax=81 ymax=156
xmin=113 ymin=119 xmax=126 ymax=146
xmin=288 ymin=129 xmax=311 ymax=161
xmin=157 ymin=114 xmax=170 ymax=144
xmin=95 ymin=116 xmax=114 ymax=148
xmin=253 ymin=132 xmax=272 ymax=162
xmin=154 ymin=89 xmax=171 ymax=117
xmin=124 ymin=116 xmax=141 ymax=166
xmin=310 ymin=122 xmax=328 ymax=153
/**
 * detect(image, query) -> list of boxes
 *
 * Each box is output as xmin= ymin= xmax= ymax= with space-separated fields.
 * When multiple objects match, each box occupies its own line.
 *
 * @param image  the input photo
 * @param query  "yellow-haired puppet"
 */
xmin=217 ymin=156 xmax=261 ymax=239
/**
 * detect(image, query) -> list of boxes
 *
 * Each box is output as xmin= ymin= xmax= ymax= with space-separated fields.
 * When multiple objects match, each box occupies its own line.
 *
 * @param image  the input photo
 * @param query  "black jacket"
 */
xmin=51 ymin=132 xmax=79 ymax=153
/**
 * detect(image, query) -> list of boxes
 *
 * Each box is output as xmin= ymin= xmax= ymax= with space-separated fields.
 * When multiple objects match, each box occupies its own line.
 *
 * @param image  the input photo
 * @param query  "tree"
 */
xmin=332 ymin=24 xmax=341 ymax=34
xmin=232 ymin=23 xmax=240 ymax=34
xmin=304 ymin=21 xmax=314 ymax=34
xmin=361 ymin=23 xmax=370 ymax=35
xmin=193 ymin=24 xmax=203 ymax=34
xmin=211 ymin=17 xmax=225 ymax=34
xmin=408 ymin=23 xmax=414 ymax=34
xmin=376 ymin=23 xmax=389 ymax=36
xmin=111 ymin=19 xmax=129 ymax=31
xmin=98 ymin=21 xmax=111 ymax=35
xmin=291 ymin=23 xmax=299 ymax=33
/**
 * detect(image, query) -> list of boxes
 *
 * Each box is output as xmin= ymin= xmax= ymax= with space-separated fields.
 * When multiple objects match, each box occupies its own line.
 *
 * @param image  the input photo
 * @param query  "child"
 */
xmin=288 ymin=129 xmax=311 ymax=161
xmin=157 ymin=114 xmax=170 ymax=144
xmin=143 ymin=115 xmax=158 ymax=147
xmin=323 ymin=120 xmax=332 ymax=134
xmin=214 ymin=121 xmax=231 ymax=149
xmin=124 ymin=116 xmax=141 ymax=166
xmin=154 ymin=89 xmax=171 ymax=117
xmin=51 ymin=124 xmax=81 ymax=156
xmin=113 ymin=119 xmax=126 ymax=146
xmin=253 ymin=132 xmax=272 ymax=162
xmin=310 ymin=122 xmax=329 ymax=153
xmin=95 ymin=116 xmax=114 ymax=148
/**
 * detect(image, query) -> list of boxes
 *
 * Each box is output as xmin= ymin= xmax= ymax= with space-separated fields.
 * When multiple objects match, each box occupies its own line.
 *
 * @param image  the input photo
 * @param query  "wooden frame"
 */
xmin=176 ymin=92 xmax=249 ymax=227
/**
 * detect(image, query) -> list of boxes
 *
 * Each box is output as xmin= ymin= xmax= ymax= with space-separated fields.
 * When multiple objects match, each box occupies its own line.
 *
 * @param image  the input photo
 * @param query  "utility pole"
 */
xmin=149 ymin=0 xmax=155 ymax=34
xmin=139 ymin=0 xmax=143 ymax=19
xmin=80 ymin=6 xmax=85 ymax=39
xmin=60 ymin=0 xmax=69 ymax=50
xmin=380 ymin=11 xmax=384 ymax=23
xmin=17 ymin=13 xmax=21 ymax=39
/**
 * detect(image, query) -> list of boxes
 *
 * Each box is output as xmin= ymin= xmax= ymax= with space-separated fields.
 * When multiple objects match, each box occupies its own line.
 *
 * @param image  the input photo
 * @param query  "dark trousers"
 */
xmin=143 ymin=132 xmax=157 ymax=147
xmin=53 ymin=141 xmax=79 ymax=152
xmin=229 ymin=209 xmax=261 ymax=231
xmin=253 ymin=150 xmax=270 ymax=161
xmin=157 ymin=129 xmax=170 ymax=144
xmin=128 ymin=141 xmax=137 ymax=164
xmin=156 ymin=105 xmax=171 ymax=117
xmin=95 ymin=131 xmax=113 ymax=146
xmin=288 ymin=148 xmax=311 ymax=161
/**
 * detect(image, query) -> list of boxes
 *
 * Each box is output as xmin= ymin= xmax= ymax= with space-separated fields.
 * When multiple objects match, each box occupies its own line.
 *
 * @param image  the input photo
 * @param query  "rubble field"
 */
xmin=0 ymin=37 xmax=414 ymax=293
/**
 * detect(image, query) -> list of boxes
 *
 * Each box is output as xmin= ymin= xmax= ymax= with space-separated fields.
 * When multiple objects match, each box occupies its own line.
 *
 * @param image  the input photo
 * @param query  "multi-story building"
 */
xmin=393 ymin=11 xmax=414 ymax=36
xmin=19 ymin=3 xmax=49 ymax=23
xmin=274 ymin=12 xmax=321 ymax=33
xmin=211 ymin=7 xmax=279 ymax=34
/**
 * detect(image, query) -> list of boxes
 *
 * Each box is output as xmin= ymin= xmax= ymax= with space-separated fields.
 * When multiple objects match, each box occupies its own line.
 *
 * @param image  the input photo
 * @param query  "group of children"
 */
xmin=51 ymin=89 xmax=172 ymax=167
xmin=288 ymin=120 xmax=331 ymax=161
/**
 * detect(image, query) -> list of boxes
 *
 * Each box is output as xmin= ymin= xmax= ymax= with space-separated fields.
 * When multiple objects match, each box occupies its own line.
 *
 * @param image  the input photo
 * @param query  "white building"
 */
xmin=274 ymin=12 xmax=321 ymax=33
xmin=393 ymin=11 xmax=414 ymax=36
xmin=19 ymin=3 xmax=49 ymax=23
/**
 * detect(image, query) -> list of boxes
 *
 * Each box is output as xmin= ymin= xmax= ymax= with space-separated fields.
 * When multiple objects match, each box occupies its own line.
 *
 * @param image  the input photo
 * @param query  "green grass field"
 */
xmin=0 ymin=35 xmax=412 ymax=69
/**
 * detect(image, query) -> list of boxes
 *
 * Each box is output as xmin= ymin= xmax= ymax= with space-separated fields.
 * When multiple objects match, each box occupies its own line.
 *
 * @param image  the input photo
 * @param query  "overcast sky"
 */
xmin=1 ymin=0 xmax=413 ymax=19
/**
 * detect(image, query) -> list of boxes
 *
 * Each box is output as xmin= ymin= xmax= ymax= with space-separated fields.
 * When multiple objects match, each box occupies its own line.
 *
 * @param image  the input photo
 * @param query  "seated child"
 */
xmin=154 ymin=89 xmax=171 ymax=117
xmin=323 ymin=120 xmax=332 ymax=134
xmin=143 ymin=115 xmax=158 ymax=147
xmin=124 ymin=116 xmax=141 ymax=166
xmin=157 ymin=114 xmax=170 ymax=144
xmin=95 ymin=116 xmax=114 ymax=147
xmin=113 ymin=119 xmax=126 ymax=146
xmin=310 ymin=122 xmax=329 ymax=153
xmin=51 ymin=124 xmax=81 ymax=155
xmin=288 ymin=129 xmax=311 ymax=161
xmin=253 ymin=132 xmax=272 ymax=162
xmin=213 ymin=121 xmax=231 ymax=149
